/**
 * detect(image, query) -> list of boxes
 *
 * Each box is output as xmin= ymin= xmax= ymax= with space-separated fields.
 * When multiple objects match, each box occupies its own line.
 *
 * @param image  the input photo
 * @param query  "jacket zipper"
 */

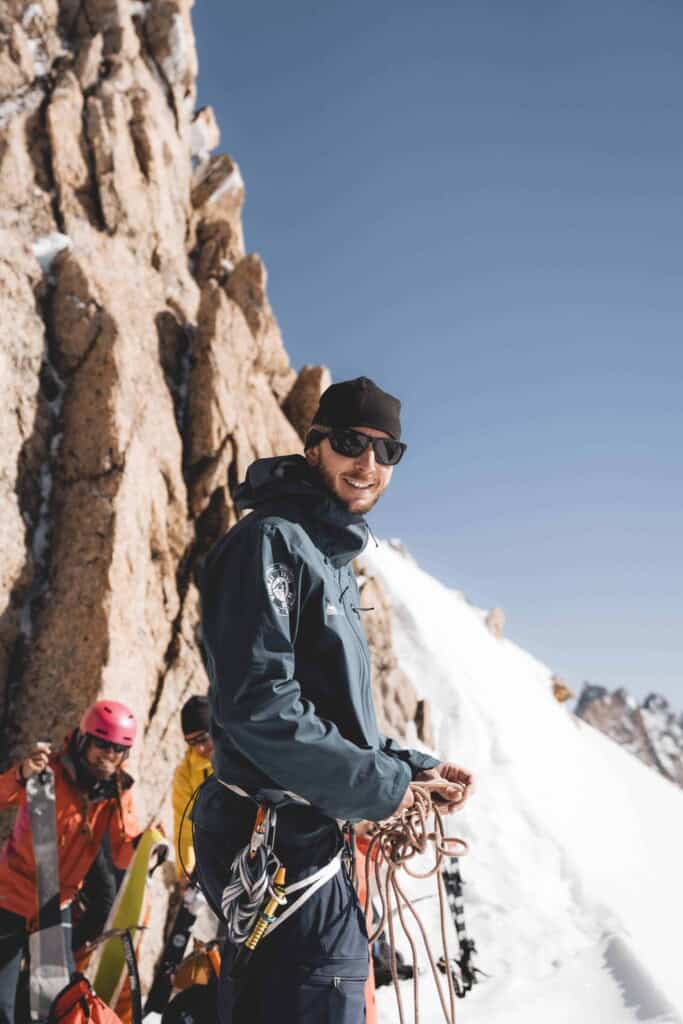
xmin=337 ymin=569 xmax=375 ymax=729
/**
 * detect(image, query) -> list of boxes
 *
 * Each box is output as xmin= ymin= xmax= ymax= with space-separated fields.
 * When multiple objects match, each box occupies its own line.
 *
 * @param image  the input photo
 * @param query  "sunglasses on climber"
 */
xmin=186 ymin=731 xmax=211 ymax=747
xmin=306 ymin=428 xmax=407 ymax=466
xmin=88 ymin=735 xmax=129 ymax=755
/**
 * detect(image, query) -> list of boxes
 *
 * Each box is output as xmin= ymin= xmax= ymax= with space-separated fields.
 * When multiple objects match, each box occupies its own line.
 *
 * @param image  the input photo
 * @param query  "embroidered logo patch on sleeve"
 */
xmin=265 ymin=563 xmax=296 ymax=614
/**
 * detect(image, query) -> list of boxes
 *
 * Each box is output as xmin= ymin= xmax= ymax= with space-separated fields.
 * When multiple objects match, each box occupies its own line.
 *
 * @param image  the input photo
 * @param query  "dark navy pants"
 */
xmin=192 ymin=778 xmax=369 ymax=1024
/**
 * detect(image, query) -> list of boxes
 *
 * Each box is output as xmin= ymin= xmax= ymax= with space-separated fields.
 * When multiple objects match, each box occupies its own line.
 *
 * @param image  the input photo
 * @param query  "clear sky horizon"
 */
xmin=193 ymin=1 xmax=682 ymax=709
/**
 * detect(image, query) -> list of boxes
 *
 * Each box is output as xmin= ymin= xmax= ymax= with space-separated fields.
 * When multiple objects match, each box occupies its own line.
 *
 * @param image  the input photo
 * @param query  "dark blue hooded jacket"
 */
xmin=199 ymin=455 xmax=438 ymax=822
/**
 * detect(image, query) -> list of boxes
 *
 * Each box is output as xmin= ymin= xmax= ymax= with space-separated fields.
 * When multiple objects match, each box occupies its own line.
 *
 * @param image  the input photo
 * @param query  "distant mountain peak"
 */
xmin=575 ymin=683 xmax=683 ymax=790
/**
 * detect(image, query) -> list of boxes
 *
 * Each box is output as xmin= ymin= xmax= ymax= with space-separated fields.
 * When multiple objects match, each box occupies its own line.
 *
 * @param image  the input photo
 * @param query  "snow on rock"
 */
xmin=160 ymin=13 xmax=190 ymax=86
xmin=32 ymin=233 xmax=72 ymax=274
xmin=361 ymin=541 xmax=683 ymax=1024
xmin=190 ymin=105 xmax=220 ymax=162
xmin=207 ymin=164 xmax=244 ymax=204
xmin=21 ymin=3 xmax=43 ymax=27
xmin=0 ymin=84 xmax=44 ymax=129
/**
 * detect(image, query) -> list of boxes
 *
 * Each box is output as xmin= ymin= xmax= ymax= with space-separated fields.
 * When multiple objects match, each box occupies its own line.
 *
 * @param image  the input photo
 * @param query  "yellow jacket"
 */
xmin=172 ymin=746 xmax=213 ymax=879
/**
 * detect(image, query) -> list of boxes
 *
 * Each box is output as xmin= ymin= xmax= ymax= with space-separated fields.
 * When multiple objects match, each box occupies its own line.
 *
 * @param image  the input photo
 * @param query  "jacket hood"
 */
xmin=233 ymin=455 xmax=369 ymax=566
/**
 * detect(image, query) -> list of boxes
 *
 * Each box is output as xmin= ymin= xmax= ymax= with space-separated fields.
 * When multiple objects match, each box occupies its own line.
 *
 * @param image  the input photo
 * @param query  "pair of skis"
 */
xmin=27 ymin=761 xmax=166 ymax=1023
xmin=26 ymin=765 xmax=71 ymax=1021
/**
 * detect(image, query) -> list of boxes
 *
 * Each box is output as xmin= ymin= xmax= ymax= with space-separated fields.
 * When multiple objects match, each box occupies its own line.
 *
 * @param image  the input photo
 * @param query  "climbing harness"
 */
xmin=437 ymin=857 xmax=485 ymax=997
xmin=363 ymin=783 xmax=470 ymax=1024
xmin=220 ymin=802 xmax=281 ymax=947
xmin=216 ymin=783 xmax=343 ymax=968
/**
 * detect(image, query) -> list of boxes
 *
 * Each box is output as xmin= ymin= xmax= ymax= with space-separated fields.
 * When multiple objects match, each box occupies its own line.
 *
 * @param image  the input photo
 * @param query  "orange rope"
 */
xmin=363 ymin=784 xmax=469 ymax=1024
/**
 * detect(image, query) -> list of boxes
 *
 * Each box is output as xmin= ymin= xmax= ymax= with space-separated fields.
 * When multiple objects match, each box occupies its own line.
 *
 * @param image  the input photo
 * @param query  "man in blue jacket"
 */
xmin=193 ymin=376 xmax=475 ymax=1023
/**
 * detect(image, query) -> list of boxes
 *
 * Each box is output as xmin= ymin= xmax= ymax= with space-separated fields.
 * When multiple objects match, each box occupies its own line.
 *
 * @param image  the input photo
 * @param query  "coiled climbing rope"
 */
xmin=221 ymin=805 xmax=282 ymax=945
xmin=363 ymin=783 xmax=469 ymax=1024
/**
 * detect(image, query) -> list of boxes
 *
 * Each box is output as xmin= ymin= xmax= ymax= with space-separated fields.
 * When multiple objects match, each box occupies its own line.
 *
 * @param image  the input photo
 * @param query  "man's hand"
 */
xmin=20 ymin=743 xmax=51 ymax=781
xmin=415 ymin=762 xmax=476 ymax=814
xmin=393 ymin=783 xmax=417 ymax=816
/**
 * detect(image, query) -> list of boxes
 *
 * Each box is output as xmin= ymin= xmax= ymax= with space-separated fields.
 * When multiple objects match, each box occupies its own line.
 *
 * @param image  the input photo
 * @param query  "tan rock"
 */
xmin=225 ymin=254 xmax=295 ymax=400
xmin=65 ymin=0 xmax=140 ymax=61
xmin=194 ymin=217 xmax=244 ymax=285
xmin=14 ymin=240 xmax=193 ymax=772
xmin=485 ymin=606 xmax=506 ymax=639
xmin=187 ymin=281 xmax=301 ymax=538
xmin=74 ymin=33 xmax=104 ymax=90
xmin=283 ymin=364 xmax=332 ymax=441
xmin=47 ymin=71 xmax=97 ymax=232
xmin=0 ymin=233 xmax=46 ymax=716
xmin=191 ymin=153 xmax=244 ymax=209
xmin=551 ymin=674 xmax=575 ymax=703
xmin=415 ymin=699 xmax=435 ymax=748
xmin=0 ymin=87 xmax=55 ymax=237
xmin=2 ymin=23 xmax=34 ymax=91
xmin=145 ymin=0 xmax=197 ymax=94
xmin=187 ymin=281 xmax=256 ymax=467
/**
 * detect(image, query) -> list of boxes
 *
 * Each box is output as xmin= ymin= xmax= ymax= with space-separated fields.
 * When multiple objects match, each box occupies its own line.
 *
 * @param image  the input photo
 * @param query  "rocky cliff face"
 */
xmin=0 ymin=0 xmax=431 ymax=986
xmin=1 ymin=0 xmax=430 ymax=842
xmin=0 ymin=0 xmax=309 ymax=816
xmin=576 ymin=685 xmax=683 ymax=790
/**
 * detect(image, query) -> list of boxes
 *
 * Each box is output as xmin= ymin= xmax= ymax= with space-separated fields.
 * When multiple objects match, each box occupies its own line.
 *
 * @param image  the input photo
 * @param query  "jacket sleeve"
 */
xmin=109 ymin=787 xmax=141 ymax=870
xmin=380 ymin=736 xmax=440 ymax=778
xmin=172 ymin=759 xmax=195 ymax=879
xmin=202 ymin=522 xmax=411 ymax=823
xmin=0 ymin=765 xmax=26 ymax=808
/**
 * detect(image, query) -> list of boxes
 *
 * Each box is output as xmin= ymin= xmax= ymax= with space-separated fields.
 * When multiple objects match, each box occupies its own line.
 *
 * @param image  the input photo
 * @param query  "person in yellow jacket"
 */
xmin=173 ymin=695 xmax=214 ymax=885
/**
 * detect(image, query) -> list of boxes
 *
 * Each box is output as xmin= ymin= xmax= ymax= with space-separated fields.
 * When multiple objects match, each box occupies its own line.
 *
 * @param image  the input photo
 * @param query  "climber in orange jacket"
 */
xmin=0 ymin=700 xmax=142 ymax=1024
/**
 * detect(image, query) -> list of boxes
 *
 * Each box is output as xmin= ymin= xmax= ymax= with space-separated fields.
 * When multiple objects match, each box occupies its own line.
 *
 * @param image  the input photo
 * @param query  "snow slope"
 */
xmin=361 ymin=542 xmax=683 ymax=1024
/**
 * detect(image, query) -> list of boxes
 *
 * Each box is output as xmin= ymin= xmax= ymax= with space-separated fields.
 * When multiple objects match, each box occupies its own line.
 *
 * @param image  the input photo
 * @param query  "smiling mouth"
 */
xmin=343 ymin=477 xmax=374 ymax=490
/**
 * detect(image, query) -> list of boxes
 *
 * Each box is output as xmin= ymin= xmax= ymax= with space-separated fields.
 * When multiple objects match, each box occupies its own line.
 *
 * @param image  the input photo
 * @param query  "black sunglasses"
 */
xmin=307 ymin=428 xmax=406 ymax=466
xmin=89 ymin=735 xmax=129 ymax=755
xmin=186 ymin=731 xmax=210 ymax=747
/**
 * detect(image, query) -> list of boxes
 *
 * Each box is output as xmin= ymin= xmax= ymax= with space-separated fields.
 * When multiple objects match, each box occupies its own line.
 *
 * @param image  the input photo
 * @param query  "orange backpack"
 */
xmin=47 ymin=974 xmax=123 ymax=1024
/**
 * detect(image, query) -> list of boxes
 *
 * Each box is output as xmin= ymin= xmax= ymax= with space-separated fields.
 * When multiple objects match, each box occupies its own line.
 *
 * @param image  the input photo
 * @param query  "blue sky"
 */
xmin=193 ymin=1 xmax=682 ymax=707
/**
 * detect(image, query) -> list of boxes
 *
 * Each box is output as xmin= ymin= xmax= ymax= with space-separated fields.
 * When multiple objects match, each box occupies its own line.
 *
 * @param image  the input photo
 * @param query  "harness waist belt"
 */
xmin=217 ymin=779 xmax=342 ymax=939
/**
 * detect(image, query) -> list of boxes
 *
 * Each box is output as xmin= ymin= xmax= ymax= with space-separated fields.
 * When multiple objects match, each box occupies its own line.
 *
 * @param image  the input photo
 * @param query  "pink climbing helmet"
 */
xmin=80 ymin=700 xmax=137 ymax=748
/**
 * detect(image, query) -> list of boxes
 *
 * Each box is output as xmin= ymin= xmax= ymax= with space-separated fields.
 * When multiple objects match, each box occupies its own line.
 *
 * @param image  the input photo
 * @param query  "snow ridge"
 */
xmin=361 ymin=541 xmax=683 ymax=1024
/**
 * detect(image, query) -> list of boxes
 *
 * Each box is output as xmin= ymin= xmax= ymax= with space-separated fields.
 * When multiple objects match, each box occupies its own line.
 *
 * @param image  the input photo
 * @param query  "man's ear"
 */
xmin=305 ymin=446 xmax=319 ymax=468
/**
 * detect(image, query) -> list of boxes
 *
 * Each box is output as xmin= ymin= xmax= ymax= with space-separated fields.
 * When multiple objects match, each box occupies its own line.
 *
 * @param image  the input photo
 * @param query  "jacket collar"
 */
xmin=234 ymin=456 xmax=369 ymax=568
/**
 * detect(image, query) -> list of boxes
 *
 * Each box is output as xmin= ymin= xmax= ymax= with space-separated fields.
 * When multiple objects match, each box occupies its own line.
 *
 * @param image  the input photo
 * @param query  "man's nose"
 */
xmin=355 ymin=445 xmax=375 ymax=469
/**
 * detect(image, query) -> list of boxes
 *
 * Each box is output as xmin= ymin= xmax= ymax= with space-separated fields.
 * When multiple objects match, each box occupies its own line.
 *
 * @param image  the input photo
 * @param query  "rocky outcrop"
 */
xmin=552 ymin=674 xmax=575 ymax=703
xmin=0 ymin=0 xmax=307 ymax=786
xmin=0 ymin=3 xmax=423 ymax=986
xmin=0 ymin=0 xmax=310 ymax=985
xmin=283 ymin=364 xmax=332 ymax=441
xmin=576 ymin=685 xmax=683 ymax=789
xmin=485 ymin=606 xmax=506 ymax=640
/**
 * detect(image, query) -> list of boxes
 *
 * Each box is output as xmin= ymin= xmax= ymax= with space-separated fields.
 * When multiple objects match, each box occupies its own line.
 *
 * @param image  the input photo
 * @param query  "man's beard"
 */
xmin=314 ymin=461 xmax=382 ymax=514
